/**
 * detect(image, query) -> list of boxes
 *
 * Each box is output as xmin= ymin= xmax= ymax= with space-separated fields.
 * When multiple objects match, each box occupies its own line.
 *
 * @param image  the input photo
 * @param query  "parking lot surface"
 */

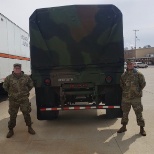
xmin=0 ymin=66 xmax=154 ymax=154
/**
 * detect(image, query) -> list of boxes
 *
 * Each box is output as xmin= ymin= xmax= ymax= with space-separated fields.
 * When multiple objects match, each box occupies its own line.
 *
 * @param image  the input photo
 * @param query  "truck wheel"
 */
xmin=37 ymin=108 xmax=59 ymax=120
xmin=106 ymin=108 xmax=123 ymax=119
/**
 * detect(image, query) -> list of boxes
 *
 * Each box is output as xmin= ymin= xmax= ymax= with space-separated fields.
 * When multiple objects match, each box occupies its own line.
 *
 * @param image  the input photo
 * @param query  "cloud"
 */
xmin=0 ymin=0 xmax=154 ymax=47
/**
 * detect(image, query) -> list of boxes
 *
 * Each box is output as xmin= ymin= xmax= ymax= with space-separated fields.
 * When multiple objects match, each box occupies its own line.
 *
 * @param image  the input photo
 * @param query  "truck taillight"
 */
xmin=105 ymin=76 xmax=112 ymax=83
xmin=44 ymin=78 xmax=51 ymax=86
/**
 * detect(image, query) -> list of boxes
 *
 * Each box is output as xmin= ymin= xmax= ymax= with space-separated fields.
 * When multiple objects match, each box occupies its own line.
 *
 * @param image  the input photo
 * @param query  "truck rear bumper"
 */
xmin=40 ymin=105 xmax=120 ymax=111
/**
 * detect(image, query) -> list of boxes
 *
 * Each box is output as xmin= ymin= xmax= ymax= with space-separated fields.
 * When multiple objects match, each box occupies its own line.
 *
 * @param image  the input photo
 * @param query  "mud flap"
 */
xmin=35 ymin=87 xmax=60 ymax=120
xmin=106 ymin=108 xmax=123 ymax=119
xmin=37 ymin=108 xmax=59 ymax=120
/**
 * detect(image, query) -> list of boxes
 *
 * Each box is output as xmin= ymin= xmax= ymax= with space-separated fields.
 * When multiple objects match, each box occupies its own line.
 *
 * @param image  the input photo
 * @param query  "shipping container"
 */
xmin=0 ymin=13 xmax=30 ymax=94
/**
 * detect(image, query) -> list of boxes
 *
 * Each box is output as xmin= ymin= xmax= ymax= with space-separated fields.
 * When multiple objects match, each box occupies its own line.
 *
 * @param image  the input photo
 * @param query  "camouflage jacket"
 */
xmin=120 ymin=69 xmax=146 ymax=99
xmin=3 ymin=72 xmax=33 ymax=99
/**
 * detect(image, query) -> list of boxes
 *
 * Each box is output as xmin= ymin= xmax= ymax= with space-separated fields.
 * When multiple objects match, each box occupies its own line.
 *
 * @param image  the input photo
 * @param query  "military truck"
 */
xmin=29 ymin=5 xmax=124 ymax=120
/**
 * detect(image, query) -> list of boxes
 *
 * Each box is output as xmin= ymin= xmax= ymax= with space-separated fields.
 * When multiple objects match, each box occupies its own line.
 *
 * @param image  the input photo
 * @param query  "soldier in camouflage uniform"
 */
xmin=117 ymin=59 xmax=146 ymax=136
xmin=3 ymin=63 xmax=35 ymax=138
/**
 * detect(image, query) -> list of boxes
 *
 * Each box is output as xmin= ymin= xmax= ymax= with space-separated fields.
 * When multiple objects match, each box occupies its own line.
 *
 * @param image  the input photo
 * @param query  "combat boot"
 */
xmin=28 ymin=126 xmax=36 ymax=135
xmin=140 ymin=126 xmax=146 ymax=136
xmin=117 ymin=125 xmax=127 ymax=133
xmin=6 ymin=129 xmax=14 ymax=138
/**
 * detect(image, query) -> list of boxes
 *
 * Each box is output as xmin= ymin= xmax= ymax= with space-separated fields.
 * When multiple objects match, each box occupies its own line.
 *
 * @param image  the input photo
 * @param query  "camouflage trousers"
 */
xmin=8 ymin=97 xmax=32 ymax=129
xmin=121 ymin=97 xmax=145 ymax=127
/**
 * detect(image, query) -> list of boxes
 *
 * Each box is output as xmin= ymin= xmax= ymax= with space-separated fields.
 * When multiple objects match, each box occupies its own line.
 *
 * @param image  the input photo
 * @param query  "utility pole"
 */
xmin=133 ymin=30 xmax=139 ymax=49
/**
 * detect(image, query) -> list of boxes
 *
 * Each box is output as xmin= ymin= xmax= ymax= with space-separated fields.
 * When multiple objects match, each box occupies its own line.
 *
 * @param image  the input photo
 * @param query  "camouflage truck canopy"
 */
xmin=30 ymin=5 xmax=124 ymax=69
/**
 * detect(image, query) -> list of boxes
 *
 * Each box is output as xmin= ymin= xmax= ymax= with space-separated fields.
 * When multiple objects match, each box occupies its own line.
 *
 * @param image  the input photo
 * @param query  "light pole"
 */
xmin=133 ymin=30 xmax=139 ymax=59
xmin=133 ymin=30 xmax=139 ymax=49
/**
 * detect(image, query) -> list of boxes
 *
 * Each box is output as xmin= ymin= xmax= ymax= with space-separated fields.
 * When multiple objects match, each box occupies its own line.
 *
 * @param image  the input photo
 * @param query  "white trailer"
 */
xmin=0 ymin=13 xmax=30 ymax=94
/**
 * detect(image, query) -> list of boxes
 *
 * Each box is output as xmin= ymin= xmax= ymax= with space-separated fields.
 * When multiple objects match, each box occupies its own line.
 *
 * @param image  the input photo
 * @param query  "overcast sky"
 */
xmin=0 ymin=0 xmax=154 ymax=49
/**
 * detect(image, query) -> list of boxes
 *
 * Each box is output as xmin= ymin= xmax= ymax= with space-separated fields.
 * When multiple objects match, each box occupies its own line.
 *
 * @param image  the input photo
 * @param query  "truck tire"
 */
xmin=37 ymin=108 xmax=59 ymax=120
xmin=106 ymin=108 xmax=123 ymax=119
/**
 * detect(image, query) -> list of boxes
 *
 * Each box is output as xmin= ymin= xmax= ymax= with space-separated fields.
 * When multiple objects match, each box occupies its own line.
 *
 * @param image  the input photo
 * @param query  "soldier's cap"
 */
xmin=126 ymin=59 xmax=134 ymax=64
xmin=13 ymin=63 xmax=21 ymax=67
